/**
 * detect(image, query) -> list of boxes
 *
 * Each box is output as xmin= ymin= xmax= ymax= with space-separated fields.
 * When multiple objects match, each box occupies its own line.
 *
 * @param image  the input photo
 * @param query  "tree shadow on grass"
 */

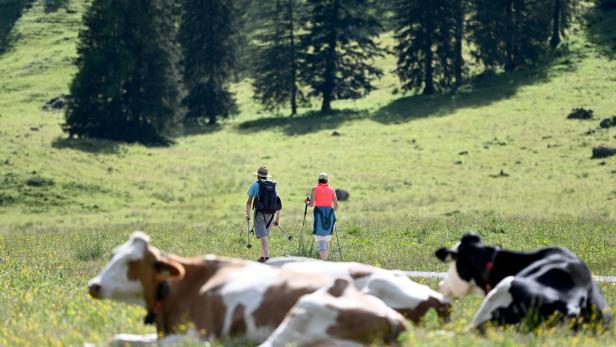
xmin=44 ymin=0 xmax=69 ymax=13
xmin=373 ymin=55 xmax=568 ymax=124
xmin=172 ymin=121 xmax=224 ymax=138
xmin=585 ymin=8 xmax=616 ymax=59
xmin=0 ymin=0 xmax=35 ymax=53
xmin=237 ymin=109 xmax=366 ymax=136
xmin=51 ymin=137 xmax=121 ymax=154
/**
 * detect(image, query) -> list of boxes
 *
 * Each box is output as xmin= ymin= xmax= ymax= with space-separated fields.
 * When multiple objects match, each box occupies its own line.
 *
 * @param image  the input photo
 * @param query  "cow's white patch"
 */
xmin=364 ymin=271 xmax=431 ymax=309
xmin=438 ymin=242 xmax=482 ymax=299
xmin=279 ymin=260 xmax=446 ymax=311
xmin=439 ymin=261 xmax=475 ymax=299
xmin=472 ymin=276 xmax=514 ymax=327
xmin=88 ymin=231 xmax=149 ymax=306
xmin=258 ymin=284 xmax=365 ymax=347
xmin=110 ymin=330 xmax=200 ymax=347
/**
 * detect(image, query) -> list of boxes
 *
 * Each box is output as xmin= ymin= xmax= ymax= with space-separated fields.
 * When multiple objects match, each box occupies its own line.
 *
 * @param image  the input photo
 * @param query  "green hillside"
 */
xmin=0 ymin=1 xmax=615 ymax=346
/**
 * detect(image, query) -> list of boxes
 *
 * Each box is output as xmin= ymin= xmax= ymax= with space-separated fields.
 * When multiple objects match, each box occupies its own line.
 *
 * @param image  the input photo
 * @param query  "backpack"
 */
xmin=253 ymin=180 xmax=282 ymax=214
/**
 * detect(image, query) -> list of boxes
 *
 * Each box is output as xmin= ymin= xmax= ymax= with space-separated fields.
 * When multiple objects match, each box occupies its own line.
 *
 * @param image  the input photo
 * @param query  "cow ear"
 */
xmin=461 ymin=232 xmax=481 ymax=244
xmin=154 ymin=258 xmax=185 ymax=281
xmin=435 ymin=248 xmax=456 ymax=262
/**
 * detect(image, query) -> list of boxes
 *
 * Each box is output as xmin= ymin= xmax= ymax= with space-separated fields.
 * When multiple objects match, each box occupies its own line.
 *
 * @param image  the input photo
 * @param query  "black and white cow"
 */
xmin=435 ymin=233 xmax=612 ymax=330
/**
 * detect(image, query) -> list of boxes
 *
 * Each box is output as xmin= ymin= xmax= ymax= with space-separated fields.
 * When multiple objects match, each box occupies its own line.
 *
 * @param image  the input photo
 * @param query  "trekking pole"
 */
xmin=246 ymin=219 xmax=252 ymax=249
xmin=299 ymin=197 xmax=309 ymax=251
xmin=335 ymin=233 xmax=342 ymax=260
xmin=276 ymin=224 xmax=293 ymax=241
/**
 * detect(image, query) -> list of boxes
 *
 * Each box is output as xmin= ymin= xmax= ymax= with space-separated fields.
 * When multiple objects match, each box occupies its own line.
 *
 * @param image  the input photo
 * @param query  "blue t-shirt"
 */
xmin=247 ymin=180 xmax=278 ymax=197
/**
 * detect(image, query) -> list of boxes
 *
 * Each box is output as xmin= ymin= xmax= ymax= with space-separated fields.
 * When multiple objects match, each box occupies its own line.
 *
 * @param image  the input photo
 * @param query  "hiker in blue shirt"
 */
xmin=245 ymin=166 xmax=281 ymax=263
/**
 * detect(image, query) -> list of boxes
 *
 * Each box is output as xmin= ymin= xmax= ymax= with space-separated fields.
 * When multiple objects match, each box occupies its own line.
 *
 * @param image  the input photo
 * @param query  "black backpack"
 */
xmin=254 ymin=180 xmax=282 ymax=214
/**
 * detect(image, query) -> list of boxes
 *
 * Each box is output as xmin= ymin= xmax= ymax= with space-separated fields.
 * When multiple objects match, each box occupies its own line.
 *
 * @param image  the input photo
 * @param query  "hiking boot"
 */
xmin=257 ymin=257 xmax=269 ymax=263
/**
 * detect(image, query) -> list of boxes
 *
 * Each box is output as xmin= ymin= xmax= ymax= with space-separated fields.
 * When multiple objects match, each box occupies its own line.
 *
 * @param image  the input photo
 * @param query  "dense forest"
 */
xmin=61 ymin=0 xmax=612 ymax=143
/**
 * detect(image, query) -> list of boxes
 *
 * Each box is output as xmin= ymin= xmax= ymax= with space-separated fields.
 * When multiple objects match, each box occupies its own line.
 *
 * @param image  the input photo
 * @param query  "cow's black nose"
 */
xmin=88 ymin=283 xmax=102 ymax=298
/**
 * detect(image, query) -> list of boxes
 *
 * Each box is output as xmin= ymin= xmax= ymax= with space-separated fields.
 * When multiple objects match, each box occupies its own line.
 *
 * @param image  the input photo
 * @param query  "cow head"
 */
xmin=88 ymin=231 xmax=185 ymax=307
xmin=435 ymin=233 xmax=496 ymax=299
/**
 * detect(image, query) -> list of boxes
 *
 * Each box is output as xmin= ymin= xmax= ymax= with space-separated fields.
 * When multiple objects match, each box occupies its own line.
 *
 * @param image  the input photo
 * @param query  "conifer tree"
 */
xmin=64 ymin=0 xmax=182 ymax=143
xmin=453 ymin=0 xmax=467 ymax=87
xmin=549 ymin=0 xmax=577 ymax=49
xmin=300 ymin=0 xmax=383 ymax=113
xmin=179 ymin=0 xmax=238 ymax=125
xmin=394 ymin=0 xmax=457 ymax=95
xmin=252 ymin=0 xmax=303 ymax=116
xmin=469 ymin=0 xmax=552 ymax=71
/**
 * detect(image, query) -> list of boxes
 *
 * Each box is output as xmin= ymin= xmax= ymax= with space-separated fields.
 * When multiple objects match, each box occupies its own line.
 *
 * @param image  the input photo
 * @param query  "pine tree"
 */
xmin=179 ymin=0 xmax=238 ymax=125
xmin=252 ymin=0 xmax=303 ymax=116
xmin=469 ymin=0 xmax=552 ymax=71
xmin=453 ymin=0 xmax=467 ymax=87
xmin=394 ymin=0 xmax=457 ymax=95
xmin=549 ymin=0 xmax=577 ymax=49
xmin=300 ymin=0 xmax=383 ymax=113
xmin=64 ymin=0 xmax=182 ymax=143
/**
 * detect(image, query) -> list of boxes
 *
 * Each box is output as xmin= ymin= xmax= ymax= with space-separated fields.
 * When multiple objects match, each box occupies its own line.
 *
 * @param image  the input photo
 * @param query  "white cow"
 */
xmin=267 ymin=256 xmax=451 ymax=323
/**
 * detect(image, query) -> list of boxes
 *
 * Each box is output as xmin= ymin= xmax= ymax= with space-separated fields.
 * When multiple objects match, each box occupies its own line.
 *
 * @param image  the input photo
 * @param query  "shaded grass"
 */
xmin=0 ymin=0 xmax=35 ymax=53
xmin=237 ymin=109 xmax=365 ymax=135
xmin=50 ymin=137 xmax=121 ymax=154
xmin=585 ymin=8 xmax=616 ymax=59
xmin=373 ymin=57 xmax=558 ymax=125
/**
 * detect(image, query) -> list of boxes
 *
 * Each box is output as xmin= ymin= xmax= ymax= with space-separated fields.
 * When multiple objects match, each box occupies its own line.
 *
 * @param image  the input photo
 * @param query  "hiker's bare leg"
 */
xmin=318 ymin=240 xmax=329 ymax=261
xmin=260 ymin=236 xmax=269 ymax=258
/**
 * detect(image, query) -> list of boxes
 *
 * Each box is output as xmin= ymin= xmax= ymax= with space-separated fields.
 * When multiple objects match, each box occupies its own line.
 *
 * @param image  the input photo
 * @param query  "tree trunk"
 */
xmin=454 ymin=0 xmax=464 ymax=88
xmin=321 ymin=0 xmax=338 ymax=112
xmin=423 ymin=14 xmax=435 ymax=95
xmin=288 ymin=0 xmax=298 ymax=116
xmin=550 ymin=0 xmax=561 ymax=49
xmin=505 ymin=0 xmax=515 ymax=71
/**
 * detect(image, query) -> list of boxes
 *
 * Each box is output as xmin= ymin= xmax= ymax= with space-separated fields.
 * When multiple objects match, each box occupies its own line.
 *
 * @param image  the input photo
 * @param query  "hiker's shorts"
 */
xmin=253 ymin=212 xmax=274 ymax=239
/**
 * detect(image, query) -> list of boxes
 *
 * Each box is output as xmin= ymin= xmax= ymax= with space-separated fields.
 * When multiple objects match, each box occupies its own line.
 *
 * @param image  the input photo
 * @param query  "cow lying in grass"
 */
xmin=267 ymin=256 xmax=451 ymax=323
xmin=88 ymin=232 xmax=408 ymax=346
xmin=435 ymin=233 xmax=612 ymax=330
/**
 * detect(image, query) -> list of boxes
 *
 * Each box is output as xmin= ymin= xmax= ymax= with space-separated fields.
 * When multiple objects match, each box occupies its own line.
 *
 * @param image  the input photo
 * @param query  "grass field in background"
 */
xmin=1 ymin=1 xmax=615 ymax=346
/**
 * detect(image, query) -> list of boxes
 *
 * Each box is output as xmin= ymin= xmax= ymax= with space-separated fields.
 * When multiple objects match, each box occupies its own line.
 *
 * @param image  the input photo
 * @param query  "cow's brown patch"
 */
xmin=349 ymin=270 xmax=373 ymax=279
xmin=348 ymin=264 xmax=375 ymax=279
xmin=195 ymin=291 xmax=227 ymax=338
xmin=396 ymin=296 xmax=451 ymax=323
xmin=326 ymin=306 xmax=402 ymax=344
xmin=252 ymin=271 xmax=329 ymax=328
xmin=327 ymin=279 xmax=349 ymax=297
xmin=127 ymin=252 xmax=158 ymax=311
xmin=229 ymin=304 xmax=247 ymax=336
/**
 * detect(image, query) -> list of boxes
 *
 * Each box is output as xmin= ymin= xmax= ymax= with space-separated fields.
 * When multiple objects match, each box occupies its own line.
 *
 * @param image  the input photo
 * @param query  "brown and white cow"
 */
xmin=261 ymin=278 xmax=408 ymax=347
xmin=267 ymin=256 xmax=451 ymax=323
xmin=88 ymin=232 xmax=408 ymax=346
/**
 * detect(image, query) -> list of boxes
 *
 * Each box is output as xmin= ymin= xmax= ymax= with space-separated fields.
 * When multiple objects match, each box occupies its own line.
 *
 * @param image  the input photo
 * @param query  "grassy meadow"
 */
xmin=1 ymin=0 xmax=616 ymax=346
